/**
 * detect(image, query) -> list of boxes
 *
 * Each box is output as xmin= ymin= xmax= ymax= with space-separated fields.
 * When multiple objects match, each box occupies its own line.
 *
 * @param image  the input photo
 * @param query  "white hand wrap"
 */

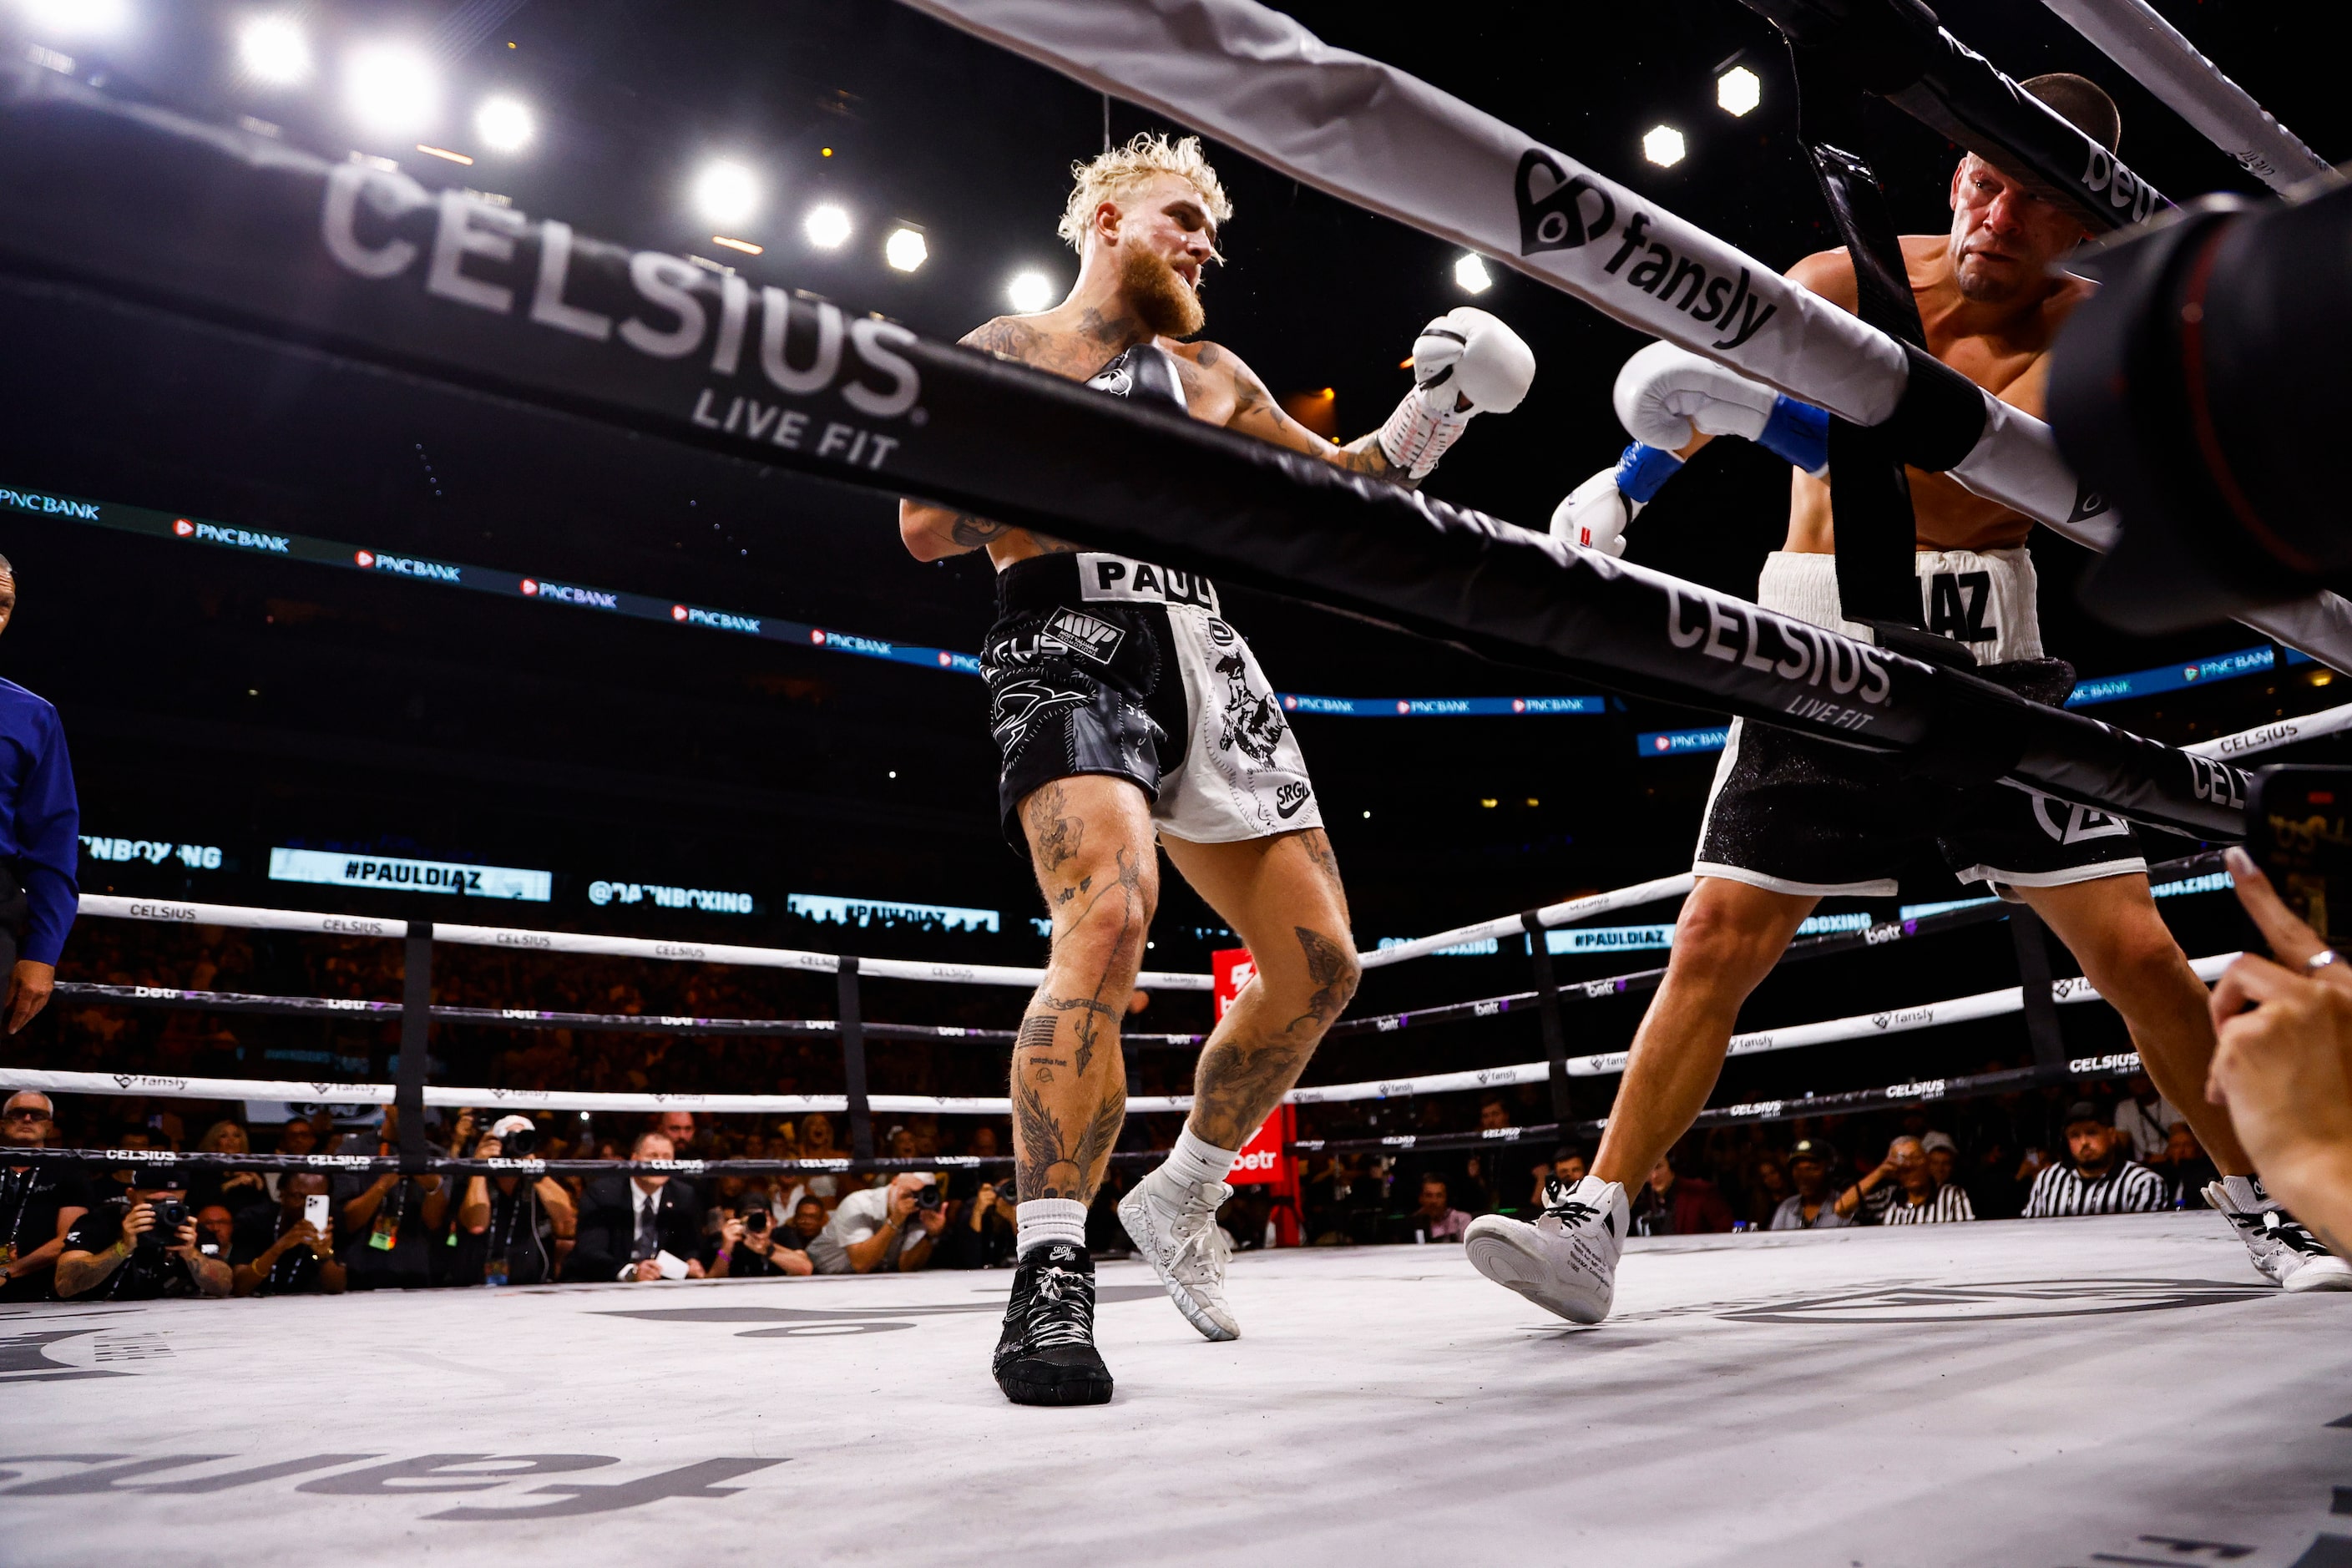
xmin=1613 ymin=339 xmax=1778 ymax=452
xmin=1378 ymin=306 xmax=1535 ymax=479
xmin=1550 ymin=468 xmax=1636 ymax=558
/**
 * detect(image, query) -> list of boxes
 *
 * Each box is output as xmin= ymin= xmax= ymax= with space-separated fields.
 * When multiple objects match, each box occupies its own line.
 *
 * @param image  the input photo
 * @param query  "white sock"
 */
xmin=1159 ymin=1125 xmax=1239 ymax=1190
xmin=1016 ymin=1198 xmax=1088 ymax=1257
xmin=2223 ymin=1174 xmax=2273 ymax=1211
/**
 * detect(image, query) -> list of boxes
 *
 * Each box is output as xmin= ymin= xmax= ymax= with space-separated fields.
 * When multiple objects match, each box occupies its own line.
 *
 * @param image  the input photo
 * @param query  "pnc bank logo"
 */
xmin=173 ymin=518 xmax=194 ymax=537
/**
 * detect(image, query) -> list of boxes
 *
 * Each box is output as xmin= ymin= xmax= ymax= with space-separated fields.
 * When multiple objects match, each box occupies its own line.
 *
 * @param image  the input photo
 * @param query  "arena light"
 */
xmin=803 ymin=202 xmax=852 ymax=250
xmin=692 ymin=159 xmax=760 ymax=225
xmin=1453 ymin=253 xmax=1493 ymax=294
xmin=1717 ymin=65 xmax=1762 ymax=117
xmin=1006 ymin=270 xmax=1055 ymax=313
xmin=236 ymin=14 xmax=311 ymax=85
xmin=344 ymin=43 xmax=439 ymax=138
xmin=18 ymin=0 xmax=128 ymax=38
xmin=1642 ymin=124 xmax=1687 ymax=168
xmin=884 ymin=226 xmax=928 ymax=272
xmin=474 ymin=95 xmax=534 ymax=152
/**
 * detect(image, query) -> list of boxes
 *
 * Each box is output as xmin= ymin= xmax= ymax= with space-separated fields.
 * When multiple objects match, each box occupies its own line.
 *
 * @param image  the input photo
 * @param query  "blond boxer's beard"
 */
xmin=1119 ymin=244 xmax=1205 ymax=338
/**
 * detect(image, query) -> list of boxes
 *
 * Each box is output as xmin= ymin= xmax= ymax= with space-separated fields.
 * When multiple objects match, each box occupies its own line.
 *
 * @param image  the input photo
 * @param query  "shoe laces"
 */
xmin=2261 ymin=1207 xmax=2334 ymax=1259
xmin=1166 ymin=1203 xmax=1232 ymax=1288
xmin=1027 ymin=1262 xmax=1096 ymax=1348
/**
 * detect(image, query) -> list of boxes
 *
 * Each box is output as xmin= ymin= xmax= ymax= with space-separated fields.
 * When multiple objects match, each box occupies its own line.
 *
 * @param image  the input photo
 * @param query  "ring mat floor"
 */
xmin=6 ymin=1211 xmax=2347 ymax=1565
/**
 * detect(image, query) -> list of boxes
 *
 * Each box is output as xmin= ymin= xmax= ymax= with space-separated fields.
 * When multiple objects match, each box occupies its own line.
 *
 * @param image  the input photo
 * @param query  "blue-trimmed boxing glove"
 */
xmin=1613 ymin=339 xmax=1830 ymax=478
xmin=1550 ymin=442 xmax=1679 ymax=557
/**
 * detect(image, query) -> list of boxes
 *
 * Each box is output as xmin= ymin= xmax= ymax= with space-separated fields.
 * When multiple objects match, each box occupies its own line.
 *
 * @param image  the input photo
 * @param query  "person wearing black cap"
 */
xmin=2022 ymin=1103 xmax=2168 ymax=1219
xmin=1471 ymin=73 xmax=2350 ymax=1325
xmin=53 ymin=1168 xmax=230 ymax=1300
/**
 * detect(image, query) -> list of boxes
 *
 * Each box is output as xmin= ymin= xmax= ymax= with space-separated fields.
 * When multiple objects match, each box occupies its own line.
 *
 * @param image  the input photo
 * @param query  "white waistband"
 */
xmin=1754 ymin=548 xmax=2043 ymax=663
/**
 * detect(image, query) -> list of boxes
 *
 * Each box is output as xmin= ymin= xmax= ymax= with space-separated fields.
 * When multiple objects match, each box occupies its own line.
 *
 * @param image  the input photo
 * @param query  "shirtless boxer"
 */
xmin=1465 ymin=74 xmax=2348 ymax=1322
xmin=898 ymin=134 xmax=1534 ymax=1403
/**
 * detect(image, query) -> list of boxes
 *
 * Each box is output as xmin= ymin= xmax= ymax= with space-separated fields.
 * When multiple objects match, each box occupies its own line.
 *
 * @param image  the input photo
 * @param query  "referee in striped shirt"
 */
xmin=2023 ymin=1102 xmax=2169 ymax=1218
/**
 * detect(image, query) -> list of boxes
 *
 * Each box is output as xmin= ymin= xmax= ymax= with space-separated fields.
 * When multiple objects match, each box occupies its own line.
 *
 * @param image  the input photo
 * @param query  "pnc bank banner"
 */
xmin=268 ymin=847 xmax=553 ymax=902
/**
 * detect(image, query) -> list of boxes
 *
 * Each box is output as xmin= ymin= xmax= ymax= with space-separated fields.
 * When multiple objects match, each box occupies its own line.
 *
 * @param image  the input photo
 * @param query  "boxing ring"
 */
xmin=5 ymin=0 xmax=2350 ymax=1558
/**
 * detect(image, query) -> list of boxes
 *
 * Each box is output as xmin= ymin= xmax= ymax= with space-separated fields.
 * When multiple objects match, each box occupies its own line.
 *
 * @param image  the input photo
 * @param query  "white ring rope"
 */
xmin=0 ymin=953 xmax=2238 ymax=1115
xmin=68 ymin=895 xmax=1215 ymax=992
xmin=895 ymin=0 xmax=2352 ymax=671
xmin=2038 ymin=0 xmax=2333 ymax=193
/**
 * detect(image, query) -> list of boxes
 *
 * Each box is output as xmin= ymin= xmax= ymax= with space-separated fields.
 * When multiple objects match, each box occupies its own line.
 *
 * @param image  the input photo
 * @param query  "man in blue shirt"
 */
xmin=0 ymin=556 xmax=77 ymax=1032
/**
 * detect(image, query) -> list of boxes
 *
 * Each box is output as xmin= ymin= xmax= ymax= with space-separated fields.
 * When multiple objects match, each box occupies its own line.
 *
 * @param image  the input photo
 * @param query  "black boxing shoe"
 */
xmin=993 ymin=1242 xmax=1114 ymax=1407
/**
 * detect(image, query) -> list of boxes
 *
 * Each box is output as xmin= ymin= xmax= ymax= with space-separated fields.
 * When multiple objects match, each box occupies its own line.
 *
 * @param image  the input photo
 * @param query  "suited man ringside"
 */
xmin=564 ymin=1129 xmax=706 ymax=1282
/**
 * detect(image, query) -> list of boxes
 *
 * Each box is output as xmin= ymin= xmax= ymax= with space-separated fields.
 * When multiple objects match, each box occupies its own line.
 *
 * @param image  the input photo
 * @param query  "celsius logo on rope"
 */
xmin=1665 ymin=582 xmax=1893 ymax=729
xmin=1515 ymin=151 xmax=1777 ymax=352
xmin=319 ymin=167 xmax=917 ymax=473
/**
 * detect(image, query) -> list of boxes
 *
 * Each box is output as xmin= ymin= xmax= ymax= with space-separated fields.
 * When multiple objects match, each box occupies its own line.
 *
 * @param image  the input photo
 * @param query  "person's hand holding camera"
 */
xmin=473 ymin=1134 xmax=502 ymax=1160
xmin=886 ymin=1182 xmax=921 ymax=1227
xmin=2204 ymin=848 xmax=2352 ymax=1250
xmin=115 ymin=1200 xmax=157 ymax=1256
xmin=162 ymin=1218 xmax=200 ymax=1261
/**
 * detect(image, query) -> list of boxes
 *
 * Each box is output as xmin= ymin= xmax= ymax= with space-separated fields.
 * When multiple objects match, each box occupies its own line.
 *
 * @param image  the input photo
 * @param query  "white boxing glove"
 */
xmin=1613 ymin=339 xmax=1778 ymax=452
xmin=1378 ymin=306 xmax=1536 ymax=479
xmin=1551 ymin=467 xmax=1636 ymax=558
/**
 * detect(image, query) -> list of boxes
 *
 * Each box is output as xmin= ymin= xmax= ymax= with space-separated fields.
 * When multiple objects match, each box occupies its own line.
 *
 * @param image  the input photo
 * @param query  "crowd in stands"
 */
xmin=0 ymin=1055 xmax=2213 ymax=1304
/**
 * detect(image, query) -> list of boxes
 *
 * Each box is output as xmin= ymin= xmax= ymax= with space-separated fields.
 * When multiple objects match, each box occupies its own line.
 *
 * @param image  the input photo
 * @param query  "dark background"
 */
xmin=1 ymin=0 xmax=2344 ymax=1078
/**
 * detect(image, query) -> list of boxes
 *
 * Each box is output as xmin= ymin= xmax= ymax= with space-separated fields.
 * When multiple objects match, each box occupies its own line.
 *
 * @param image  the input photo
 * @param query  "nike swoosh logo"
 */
xmin=1275 ymin=792 xmax=1311 ymax=819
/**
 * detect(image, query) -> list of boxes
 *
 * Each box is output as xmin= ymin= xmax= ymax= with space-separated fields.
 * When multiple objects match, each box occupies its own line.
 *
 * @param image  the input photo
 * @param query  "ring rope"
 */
xmin=2037 ymin=0 xmax=2333 ymax=193
xmin=894 ymin=0 xmax=2352 ymax=671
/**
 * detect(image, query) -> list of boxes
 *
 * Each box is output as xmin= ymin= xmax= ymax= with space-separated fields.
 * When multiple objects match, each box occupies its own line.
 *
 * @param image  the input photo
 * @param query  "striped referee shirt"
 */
xmin=2022 ymin=1158 xmax=2168 ymax=1218
xmin=1873 ymin=1183 xmax=1975 ymax=1224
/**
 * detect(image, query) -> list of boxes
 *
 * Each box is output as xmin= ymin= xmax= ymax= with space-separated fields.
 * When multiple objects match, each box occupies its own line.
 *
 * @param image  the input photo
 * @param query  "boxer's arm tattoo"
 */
xmin=963 ymin=316 xmax=1044 ymax=360
xmin=948 ymin=512 xmax=1009 ymax=547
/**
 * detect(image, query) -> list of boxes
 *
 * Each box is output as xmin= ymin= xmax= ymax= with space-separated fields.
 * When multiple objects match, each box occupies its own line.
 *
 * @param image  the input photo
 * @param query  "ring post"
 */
xmin=397 ymin=921 xmax=432 ymax=1175
xmin=1522 ymin=913 xmax=1575 ymax=1130
xmin=838 ymin=956 xmax=873 ymax=1161
xmin=2007 ymin=907 xmax=2070 ymax=1080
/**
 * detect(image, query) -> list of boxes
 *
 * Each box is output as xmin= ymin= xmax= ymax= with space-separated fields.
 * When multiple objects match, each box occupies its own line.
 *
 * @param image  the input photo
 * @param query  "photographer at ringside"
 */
xmin=2205 ymin=850 xmax=2352 ymax=1260
xmin=53 ymin=1170 xmax=230 ymax=1300
xmin=707 ymin=1200 xmax=814 ymax=1279
xmin=809 ymin=1171 xmax=943 ymax=1275
xmin=331 ymin=1107 xmax=448 ymax=1290
xmin=453 ymin=1115 xmax=574 ymax=1287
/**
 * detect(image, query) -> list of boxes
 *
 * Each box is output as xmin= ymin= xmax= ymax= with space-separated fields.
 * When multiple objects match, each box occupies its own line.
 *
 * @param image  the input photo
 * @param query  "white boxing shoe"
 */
xmin=1119 ymin=1166 xmax=1239 ymax=1341
xmin=1465 ymin=1175 xmax=1630 ymax=1325
xmin=2205 ymin=1180 xmax=2352 ymax=1292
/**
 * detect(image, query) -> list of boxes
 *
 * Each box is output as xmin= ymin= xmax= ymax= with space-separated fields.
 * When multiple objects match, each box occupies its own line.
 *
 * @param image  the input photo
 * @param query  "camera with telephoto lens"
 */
xmin=742 ymin=1209 xmax=769 ymax=1233
xmin=917 ymin=1183 xmax=942 ymax=1212
xmin=141 ymin=1196 xmax=189 ymax=1247
xmin=2048 ymin=175 xmax=2352 ymax=635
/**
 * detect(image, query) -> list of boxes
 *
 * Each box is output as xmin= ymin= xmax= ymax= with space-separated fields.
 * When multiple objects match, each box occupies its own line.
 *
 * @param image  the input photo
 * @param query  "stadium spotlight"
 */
xmin=1454 ymin=254 xmax=1493 ymax=294
xmin=884 ymin=226 xmax=928 ymax=272
xmin=1643 ymin=124 xmax=1687 ymax=167
xmin=1717 ymin=65 xmax=1762 ymax=117
xmin=475 ymin=95 xmax=534 ymax=152
xmin=345 ymin=43 xmax=439 ymax=138
xmin=804 ymin=203 xmax=852 ymax=250
xmin=693 ymin=159 xmax=760 ymax=225
xmin=1006 ymin=270 xmax=1055 ymax=313
xmin=237 ymin=14 xmax=311 ymax=84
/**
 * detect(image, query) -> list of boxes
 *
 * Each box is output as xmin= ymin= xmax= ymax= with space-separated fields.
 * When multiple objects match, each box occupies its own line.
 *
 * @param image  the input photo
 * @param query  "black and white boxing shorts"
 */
xmin=1696 ymin=547 xmax=2147 ymax=896
xmin=983 ymin=551 xmax=1322 ymax=848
